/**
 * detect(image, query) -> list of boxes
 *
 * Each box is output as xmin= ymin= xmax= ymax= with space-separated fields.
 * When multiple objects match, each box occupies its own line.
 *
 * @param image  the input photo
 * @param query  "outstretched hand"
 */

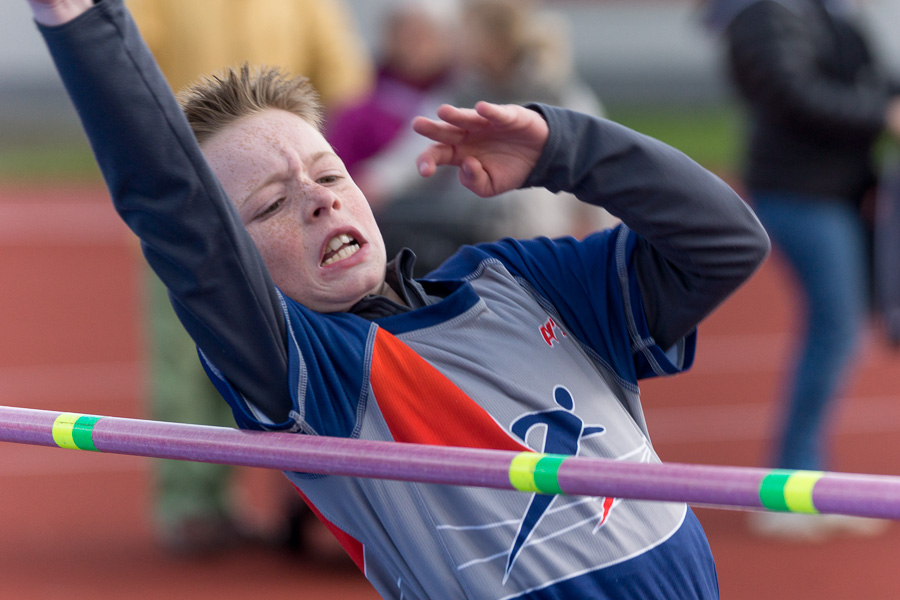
xmin=412 ymin=102 xmax=550 ymax=198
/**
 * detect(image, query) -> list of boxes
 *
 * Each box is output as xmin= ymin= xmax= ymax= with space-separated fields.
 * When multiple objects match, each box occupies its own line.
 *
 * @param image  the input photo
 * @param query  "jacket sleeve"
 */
xmin=36 ymin=0 xmax=293 ymax=425
xmin=726 ymin=1 xmax=891 ymax=141
xmin=523 ymin=104 xmax=770 ymax=350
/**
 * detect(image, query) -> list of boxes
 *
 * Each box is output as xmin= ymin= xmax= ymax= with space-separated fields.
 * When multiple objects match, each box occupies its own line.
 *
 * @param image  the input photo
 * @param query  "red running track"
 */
xmin=2 ymin=184 xmax=900 ymax=599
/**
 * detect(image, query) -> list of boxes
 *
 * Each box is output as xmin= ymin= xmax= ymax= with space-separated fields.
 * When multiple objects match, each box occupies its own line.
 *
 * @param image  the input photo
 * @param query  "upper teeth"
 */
xmin=327 ymin=233 xmax=353 ymax=252
xmin=322 ymin=233 xmax=359 ymax=265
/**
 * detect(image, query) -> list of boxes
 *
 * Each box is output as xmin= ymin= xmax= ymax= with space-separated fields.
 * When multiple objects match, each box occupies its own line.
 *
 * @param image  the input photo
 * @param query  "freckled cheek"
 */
xmin=273 ymin=233 xmax=315 ymax=265
xmin=251 ymin=225 xmax=316 ymax=277
xmin=258 ymin=244 xmax=312 ymax=293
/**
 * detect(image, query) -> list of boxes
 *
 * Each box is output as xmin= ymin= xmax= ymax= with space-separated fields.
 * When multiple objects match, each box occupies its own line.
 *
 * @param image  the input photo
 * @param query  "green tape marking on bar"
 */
xmin=759 ymin=470 xmax=791 ymax=511
xmin=52 ymin=413 xmax=102 ymax=451
xmin=533 ymin=455 xmax=566 ymax=495
xmin=509 ymin=452 xmax=567 ymax=494
xmin=759 ymin=469 xmax=823 ymax=513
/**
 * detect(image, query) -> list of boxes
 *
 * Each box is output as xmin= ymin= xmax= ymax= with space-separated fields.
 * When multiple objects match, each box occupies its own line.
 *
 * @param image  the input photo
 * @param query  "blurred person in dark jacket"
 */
xmin=702 ymin=0 xmax=900 ymax=541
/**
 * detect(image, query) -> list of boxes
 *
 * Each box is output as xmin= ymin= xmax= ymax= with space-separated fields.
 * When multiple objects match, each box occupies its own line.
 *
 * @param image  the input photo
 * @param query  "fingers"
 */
xmin=413 ymin=104 xmax=489 ymax=176
xmin=411 ymin=114 xmax=465 ymax=146
xmin=456 ymin=156 xmax=492 ymax=197
xmin=411 ymin=113 xmax=461 ymax=177
xmin=416 ymin=145 xmax=492 ymax=196
xmin=436 ymin=103 xmax=490 ymax=125
xmin=413 ymin=102 xmax=514 ymax=145
xmin=432 ymin=103 xmax=497 ymax=131
xmin=412 ymin=101 xmax=520 ymax=192
xmin=416 ymin=143 xmax=455 ymax=177
xmin=473 ymin=101 xmax=516 ymax=126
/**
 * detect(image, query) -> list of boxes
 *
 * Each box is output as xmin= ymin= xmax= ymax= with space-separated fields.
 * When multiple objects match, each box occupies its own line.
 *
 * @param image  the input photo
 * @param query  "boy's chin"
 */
xmin=310 ymin=287 xmax=379 ymax=314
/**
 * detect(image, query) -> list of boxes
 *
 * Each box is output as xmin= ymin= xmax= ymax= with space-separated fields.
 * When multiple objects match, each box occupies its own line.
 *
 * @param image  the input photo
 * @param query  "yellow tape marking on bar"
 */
xmin=51 ymin=413 xmax=82 ymax=450
xmin=509 ymin=452 xmax=543 ymax=493
xmin=783 ymin=471 xmax=824 ymax=514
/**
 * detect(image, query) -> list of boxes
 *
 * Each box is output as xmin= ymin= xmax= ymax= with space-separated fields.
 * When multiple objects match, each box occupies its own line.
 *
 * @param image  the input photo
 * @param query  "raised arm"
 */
xmin=27 ymin=0 xmax=292 ymax=425
xmin=528 ymin=105 xmax=770 ymax=349
xmin=419 ymin=101 xmax=769 ymax=351
xmin=413 ymin=99 xmax=769 ymax=349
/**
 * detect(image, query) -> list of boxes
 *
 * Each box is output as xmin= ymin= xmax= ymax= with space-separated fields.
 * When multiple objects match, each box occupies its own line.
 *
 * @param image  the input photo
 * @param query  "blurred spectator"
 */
xmin=447 ymin=0 xmax=615 ymax=239
xmin=327 ymin=0 xmax=458 ymax=182
xmin=346 ymin=0 xmax=617 ymax=277
xmin=128 ymin=0 xmax=372 ymax=556
xmin=129 ymin=0 xmax=371 ymax=110
xmin=702 ymin=0 xmax=900 ymax=540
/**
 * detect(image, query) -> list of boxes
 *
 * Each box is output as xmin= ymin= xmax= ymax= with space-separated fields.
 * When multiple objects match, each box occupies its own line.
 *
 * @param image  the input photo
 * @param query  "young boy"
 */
xmin=27 ymin=0 xmax=769 ymax=597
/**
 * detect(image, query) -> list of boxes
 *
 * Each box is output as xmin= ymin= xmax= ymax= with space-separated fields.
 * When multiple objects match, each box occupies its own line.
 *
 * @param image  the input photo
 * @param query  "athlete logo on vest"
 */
xmin=504 ymin=385 xmax=617 ymax=583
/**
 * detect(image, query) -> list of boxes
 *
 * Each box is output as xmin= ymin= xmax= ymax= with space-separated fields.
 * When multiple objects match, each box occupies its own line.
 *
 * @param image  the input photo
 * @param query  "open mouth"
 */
xmin=321 ymin=233 xmax=361 ymax=266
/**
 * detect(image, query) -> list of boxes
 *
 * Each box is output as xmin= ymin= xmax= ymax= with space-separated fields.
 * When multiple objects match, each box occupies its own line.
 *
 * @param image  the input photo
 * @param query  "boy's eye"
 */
xmin=317 ymin=174 xmax=341 ymax=185
xmin=258 ymin=198 xmax=284 ymax=219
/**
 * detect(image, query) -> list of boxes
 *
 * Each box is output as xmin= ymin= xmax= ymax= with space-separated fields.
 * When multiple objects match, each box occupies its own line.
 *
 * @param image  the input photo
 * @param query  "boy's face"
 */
xmin=201 ymin=108 xmax=389 ymax=313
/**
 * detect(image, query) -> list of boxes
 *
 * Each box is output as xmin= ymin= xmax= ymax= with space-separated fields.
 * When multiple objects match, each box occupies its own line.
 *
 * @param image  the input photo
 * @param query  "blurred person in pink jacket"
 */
xmin=327 ymin=0 xmax=458 ymax=184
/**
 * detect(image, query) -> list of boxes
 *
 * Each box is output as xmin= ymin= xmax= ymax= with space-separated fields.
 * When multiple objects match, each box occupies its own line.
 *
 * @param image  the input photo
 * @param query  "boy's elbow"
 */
xmin=749 ymin=219 xmax=772 ymax=271
xmin=733 ymin=218 xmax=771 ymax=283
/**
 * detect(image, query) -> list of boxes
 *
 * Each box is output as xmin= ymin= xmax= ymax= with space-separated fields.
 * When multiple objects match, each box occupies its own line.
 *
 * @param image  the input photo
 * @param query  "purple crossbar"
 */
xmin=2 ymin=405 xmax=900 ymax=519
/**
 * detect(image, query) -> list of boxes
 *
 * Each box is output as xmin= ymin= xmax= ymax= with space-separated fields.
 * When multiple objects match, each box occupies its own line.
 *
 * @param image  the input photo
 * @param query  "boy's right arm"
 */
xmin=28 ymin=0 xmax=294 ymax=426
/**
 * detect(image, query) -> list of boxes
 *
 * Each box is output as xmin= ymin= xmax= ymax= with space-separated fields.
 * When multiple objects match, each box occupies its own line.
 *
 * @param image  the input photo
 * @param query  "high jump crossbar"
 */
xmin=2 ymin=405 xmax=900 ymax=519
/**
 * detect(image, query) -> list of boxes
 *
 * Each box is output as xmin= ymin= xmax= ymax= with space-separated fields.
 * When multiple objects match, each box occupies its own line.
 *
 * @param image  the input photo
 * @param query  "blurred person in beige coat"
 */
xmin=362 ymin=0 xmax=618 ymax=276
xmin=129 ymin=0 xmax=371 ymax=108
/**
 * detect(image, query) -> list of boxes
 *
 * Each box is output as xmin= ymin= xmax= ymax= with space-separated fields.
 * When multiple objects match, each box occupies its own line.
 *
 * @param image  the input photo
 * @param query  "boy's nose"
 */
xmin=305 ymin=186 xmax=341 ymax=221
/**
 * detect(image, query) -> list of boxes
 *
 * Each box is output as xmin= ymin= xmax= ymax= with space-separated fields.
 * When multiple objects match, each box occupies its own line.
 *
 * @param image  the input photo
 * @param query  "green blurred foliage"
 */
xmin=606 ymin=102 xmax=744 ymax=174
xmin=0 ymin=140 xmax=100 ymax=183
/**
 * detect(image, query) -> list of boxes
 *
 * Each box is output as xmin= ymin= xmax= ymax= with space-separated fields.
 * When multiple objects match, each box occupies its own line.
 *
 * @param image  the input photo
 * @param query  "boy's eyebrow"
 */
xmin=238 ymin=150 xmax=339 ymax=210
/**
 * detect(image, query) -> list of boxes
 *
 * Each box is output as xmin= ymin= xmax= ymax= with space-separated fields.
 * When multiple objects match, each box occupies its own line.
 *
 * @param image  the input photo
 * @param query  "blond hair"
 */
xmin=177 ymin=63 xmax=324 ymax=145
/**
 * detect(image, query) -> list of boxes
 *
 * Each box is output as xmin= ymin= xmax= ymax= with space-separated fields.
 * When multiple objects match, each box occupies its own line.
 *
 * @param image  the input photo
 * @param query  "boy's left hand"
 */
xmin=412 ymin=101 xmax=549 ymax=198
